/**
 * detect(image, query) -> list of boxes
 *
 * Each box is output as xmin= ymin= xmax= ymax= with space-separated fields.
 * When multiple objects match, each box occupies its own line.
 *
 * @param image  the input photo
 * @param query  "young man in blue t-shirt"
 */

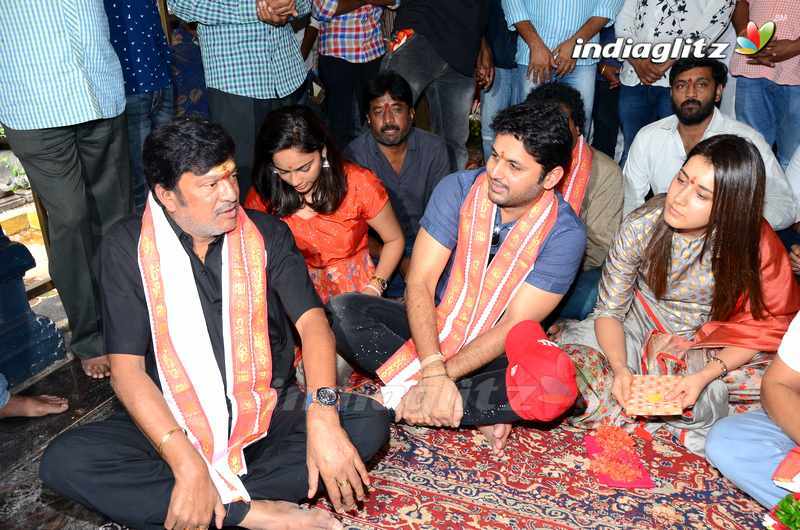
xmin=328 ymin=100 xmax=586 ymax=451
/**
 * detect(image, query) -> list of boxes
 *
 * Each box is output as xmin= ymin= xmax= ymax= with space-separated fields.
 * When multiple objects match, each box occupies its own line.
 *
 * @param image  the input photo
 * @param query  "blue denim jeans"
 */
xmin=514 ymin=63 xmax=596 ymax=136
xmin=557 ymin=267 xmax=601 ymax=321
xmin=126 ymin=86 xmax=175 ymax=213
xmin=382 ymin=33 xmax=474 ymax=170
xmin=706 ymin=409 xmax=796 ymax=509
xmin=0 ymin=373 xmax=9 ymax=409
xmin=735 ymin=77 xmax=800 ymax=170
xmin=480 ymin=66 xmax=516 ymax=161
xmin=618 ymin=84 xmax=673 ymax=166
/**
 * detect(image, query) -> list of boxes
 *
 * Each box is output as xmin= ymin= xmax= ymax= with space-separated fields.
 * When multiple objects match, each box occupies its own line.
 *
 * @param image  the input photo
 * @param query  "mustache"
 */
xmin=681 ymin=99 xmax=702 ymax=107
xmin=214 ymin=203 xmax=237 ymax=215
xmin=380 ymin=125 xmax=400 ymax=133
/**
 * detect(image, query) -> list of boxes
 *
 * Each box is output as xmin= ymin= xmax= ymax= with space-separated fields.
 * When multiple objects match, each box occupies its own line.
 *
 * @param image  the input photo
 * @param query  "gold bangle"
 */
xmin=157 ymin=426 xmax=185 ymax=455
xmin=600 ymin=64 xmax=607 ymax=76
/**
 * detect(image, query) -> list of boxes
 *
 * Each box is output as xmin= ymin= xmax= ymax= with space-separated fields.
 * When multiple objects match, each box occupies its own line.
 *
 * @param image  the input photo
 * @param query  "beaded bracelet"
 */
xmin=709 ymin=356 xmax=729 ymax=379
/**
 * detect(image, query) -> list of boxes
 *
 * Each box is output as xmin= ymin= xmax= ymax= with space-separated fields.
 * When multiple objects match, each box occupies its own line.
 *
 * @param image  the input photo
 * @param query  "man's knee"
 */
xmin=341 ymin=395 xmax=391 ymax=463
xmin=327 ymin=293 xmax=363 ymax=331
xmin=40 ymin=428 xmax=88 ymax=490
xmin=706 ymin=415 xmax=741 ymax=472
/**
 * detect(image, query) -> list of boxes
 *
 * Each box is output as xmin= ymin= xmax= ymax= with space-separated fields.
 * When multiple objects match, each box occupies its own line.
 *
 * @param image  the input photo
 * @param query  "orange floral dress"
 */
xmin=245 ymin=162 xmax=389 ymax=303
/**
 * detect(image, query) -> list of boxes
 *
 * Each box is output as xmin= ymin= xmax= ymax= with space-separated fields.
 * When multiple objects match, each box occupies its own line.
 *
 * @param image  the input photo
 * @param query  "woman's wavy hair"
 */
xmin=644 ymin=134 xmax=767 ymax=321
xmin=253 ymin=105 xmax=347 ymax=216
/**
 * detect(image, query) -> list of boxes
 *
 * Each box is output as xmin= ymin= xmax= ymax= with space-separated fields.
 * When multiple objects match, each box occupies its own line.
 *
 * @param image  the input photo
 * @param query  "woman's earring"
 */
xmin=322 ymin=156 xmax=331 ymax=169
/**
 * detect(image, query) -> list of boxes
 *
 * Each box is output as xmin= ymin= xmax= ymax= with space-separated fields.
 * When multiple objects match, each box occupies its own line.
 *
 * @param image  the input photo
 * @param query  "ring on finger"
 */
xmin=337 ymin=478 xmax=349 ymax=488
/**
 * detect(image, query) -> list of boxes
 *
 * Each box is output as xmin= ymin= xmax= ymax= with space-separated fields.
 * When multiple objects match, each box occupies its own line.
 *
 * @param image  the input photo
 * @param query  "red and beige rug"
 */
xmin=323 ymin=422 xmax=764 ymax=529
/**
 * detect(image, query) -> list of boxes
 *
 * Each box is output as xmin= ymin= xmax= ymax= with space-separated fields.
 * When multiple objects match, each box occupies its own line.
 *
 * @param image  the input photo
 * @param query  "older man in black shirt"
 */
xmin=40 ymin=118 xmax=389 ymax=530
xmin=345 ymin=71 xmax=451 ymax=296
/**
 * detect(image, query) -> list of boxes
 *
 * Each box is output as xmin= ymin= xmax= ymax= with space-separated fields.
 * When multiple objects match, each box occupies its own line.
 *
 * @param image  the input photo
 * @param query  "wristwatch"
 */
xmin=304 ymin=387 xmax=340 ymax=410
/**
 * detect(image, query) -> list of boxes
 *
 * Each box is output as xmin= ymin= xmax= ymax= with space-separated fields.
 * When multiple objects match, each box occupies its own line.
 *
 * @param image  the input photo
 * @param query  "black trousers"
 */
xmin=317 ymin=54 xmax=382 ymax=150
xmin=207 ymin=85 xmax=306 ymax=203
xmin=590 ymin=76 xmax=620 ymax=160
xmin=5 ymin=115 xmax=133 ymax=359
xmin=327 ymin=293 xmax=522 ymax=426
xmin=39 ymin=386 xmax=389 ymax=529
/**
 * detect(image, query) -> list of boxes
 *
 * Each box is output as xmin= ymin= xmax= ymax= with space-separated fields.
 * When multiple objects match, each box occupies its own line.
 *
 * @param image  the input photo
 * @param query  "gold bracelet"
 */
xmin=370 ymin=275 xmax=388 ymax=292
xmin=600 ymin=64 xmax=607 ymax=76
xmin=421 ymin=373 xmax=448 ymax=380
xmin=157 ymin=426 xmax=185 ymax=455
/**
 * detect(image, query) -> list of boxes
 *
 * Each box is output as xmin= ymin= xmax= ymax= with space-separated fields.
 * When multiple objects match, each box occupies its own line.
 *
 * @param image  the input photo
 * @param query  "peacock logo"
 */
xmin=735 ymin=21 xmax=777 ymax=55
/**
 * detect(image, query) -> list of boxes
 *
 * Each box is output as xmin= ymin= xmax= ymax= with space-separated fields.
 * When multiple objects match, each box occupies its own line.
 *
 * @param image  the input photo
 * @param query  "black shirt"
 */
xmin=344 ymin=127 xmax=451 ymax=256
xmin=486 ymin=0 xmax=517 ymax=70
xmin=100 ymin=209 xmax=322 ymax=391
xmin=395 ymin=0 xmax=488 ymax=77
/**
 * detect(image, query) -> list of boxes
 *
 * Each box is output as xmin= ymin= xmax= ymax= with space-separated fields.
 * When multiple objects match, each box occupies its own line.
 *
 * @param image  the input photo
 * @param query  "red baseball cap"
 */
xmin=505 ymin=320 xmax=578 ymax=421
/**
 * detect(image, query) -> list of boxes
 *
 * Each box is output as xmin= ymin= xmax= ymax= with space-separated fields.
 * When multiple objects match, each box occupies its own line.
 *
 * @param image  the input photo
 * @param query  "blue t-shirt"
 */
xmin=420 ymin=169 xmax=587 ymax=303
xmin=104 ymin=0 xmax=172 ymax=95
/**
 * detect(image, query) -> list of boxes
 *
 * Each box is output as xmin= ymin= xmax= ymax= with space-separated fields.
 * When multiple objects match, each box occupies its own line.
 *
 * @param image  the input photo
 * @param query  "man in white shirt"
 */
xmin=623 ymin=57 xmax=797 ymax=230
xmin=706 ymin=311 xmax=800 ymax=509
xmin=615 ymin=0 xmax=735 ymax=162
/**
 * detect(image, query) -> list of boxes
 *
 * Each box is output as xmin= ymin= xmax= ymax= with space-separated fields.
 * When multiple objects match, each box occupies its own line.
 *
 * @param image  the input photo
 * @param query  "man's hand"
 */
xmin=665 ymin=372 xmax=709 ymax=410
xmin=552 ymin=37 xmax=578 ymax=78
xmin=789 ymin=244 xmax=800 ymax=275
xmin=751 ymin=39 xmax=800 ymax=66
xmin=629 ymin=58 xmax=663 ymax=85
xmin=306 ymin=406 xmax=370 ymax=514
xmin=600 ymin=63 xmax=621 ymax=89
xmin=527 ymin=40 xmax=555 ymax=85
xmin=476 ymin=40 xmax=495 ymax=90
xmin=395 ymin=374 xmax=463 ymax=427
xmin=256 ymin=0 xmax=297 ymax=26
xmin=164 ymin=453 xmax=225 ymax=530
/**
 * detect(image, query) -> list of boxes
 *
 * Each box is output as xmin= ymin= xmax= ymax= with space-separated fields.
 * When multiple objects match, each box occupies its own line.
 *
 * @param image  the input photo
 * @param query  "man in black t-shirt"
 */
xmin=383 ymin=0 xmax=489 ymax=170
xmin=40 ymin=118 xmax=389 ymax=530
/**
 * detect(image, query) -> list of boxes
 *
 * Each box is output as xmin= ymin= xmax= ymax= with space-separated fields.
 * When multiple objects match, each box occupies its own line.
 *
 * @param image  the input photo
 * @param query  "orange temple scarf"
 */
xmin=138 ymin=196 xmax=277 ymax=504
xmin=692 ymin=222 xmax=800 ymax=351
xmin=559 ymin=135 xmax=592 ymax=216
xmin=376 ymin=172 xmax=559 ymax=408
xmin=637 ymin=222 xmax=800 ymax=362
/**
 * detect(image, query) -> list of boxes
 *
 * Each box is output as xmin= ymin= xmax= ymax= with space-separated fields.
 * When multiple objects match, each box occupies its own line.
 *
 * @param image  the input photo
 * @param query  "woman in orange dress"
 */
xmin=246 ymin=105 xmax=404 ymax=303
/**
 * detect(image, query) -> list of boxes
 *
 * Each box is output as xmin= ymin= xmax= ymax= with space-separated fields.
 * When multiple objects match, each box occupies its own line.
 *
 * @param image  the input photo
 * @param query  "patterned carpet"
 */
xmin=325 ymin=422 xmax=765 ymax=529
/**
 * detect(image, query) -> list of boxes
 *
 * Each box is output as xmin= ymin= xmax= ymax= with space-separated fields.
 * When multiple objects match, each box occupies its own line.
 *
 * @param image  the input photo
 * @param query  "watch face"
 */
xmin=316 ymin=387 xmax=339 ymax=406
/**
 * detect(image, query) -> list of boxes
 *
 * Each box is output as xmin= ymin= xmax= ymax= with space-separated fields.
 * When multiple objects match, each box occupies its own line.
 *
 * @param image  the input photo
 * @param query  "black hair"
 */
xmin=490 ymin=101 xmax=572 ymax=178
xmin=252 ymin=105 xmax=347 ymax=216
xmin=143 ymin=117 xmax=235 ymax=192
xmin=669 ymin=58 xmax=728 ymax=87
xmin=363 ymin=70 xmax=414 ymax=112
xmin=524 ymin=82 xmax=586 ymax=134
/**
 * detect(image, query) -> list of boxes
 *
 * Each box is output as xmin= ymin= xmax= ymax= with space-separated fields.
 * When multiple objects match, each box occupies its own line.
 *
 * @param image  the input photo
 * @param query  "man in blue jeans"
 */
xmin=105 ymin=0 xmax=174 ymax=214
xmin=502 ymin=0 xmax=623 ymax=133
xmin=706 ymin=312 xmax=800 ymax=509
xmin=382 ymin=0 xmax=488 ymax=170
xmin=479 ymin=0 xmax=517 ymax=163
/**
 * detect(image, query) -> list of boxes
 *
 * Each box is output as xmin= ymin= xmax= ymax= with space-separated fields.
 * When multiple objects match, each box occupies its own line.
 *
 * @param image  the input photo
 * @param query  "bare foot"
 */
xmin=0 ymin=395 xmax=69 ymax=418
xmin=478 ymin=423 xmax=512 ymax=453
xmin=240 ymin=500 xmax=343 ymax=530
xmin=81 ymin=355 xmax=111 ymax=379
